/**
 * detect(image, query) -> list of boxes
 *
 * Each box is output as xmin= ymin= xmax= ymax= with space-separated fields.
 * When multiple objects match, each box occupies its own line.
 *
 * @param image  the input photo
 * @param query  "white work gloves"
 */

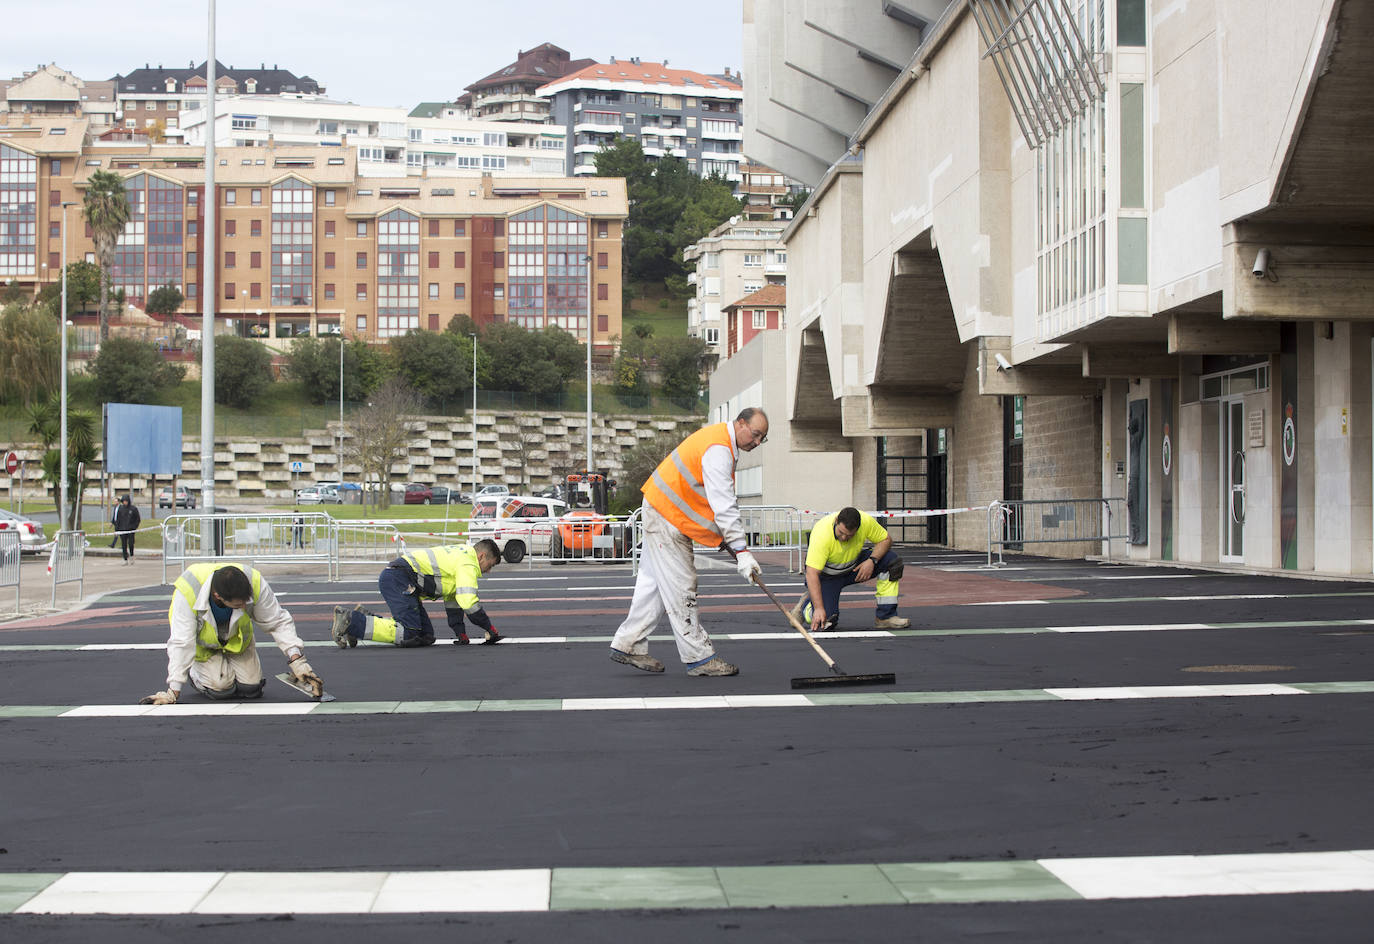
xmin=735 ymin=550 xmax=761 ymax=582
xmin=138 ymin=689 xmax=178 ymax=706
xmin=289 ymin=658 xmax=325 ymax=698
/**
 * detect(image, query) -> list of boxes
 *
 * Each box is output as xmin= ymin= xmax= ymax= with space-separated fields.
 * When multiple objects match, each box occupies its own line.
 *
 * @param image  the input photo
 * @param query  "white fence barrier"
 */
xmin=161 ymin=512 xmax=336 ymax=583
xmin=49 ymin=530 xmax=85 ymax=607
xmin=986 ymin=498 xmax=1128 ymax=565
xmin=0 ymin=530 xmax=19 ymax=613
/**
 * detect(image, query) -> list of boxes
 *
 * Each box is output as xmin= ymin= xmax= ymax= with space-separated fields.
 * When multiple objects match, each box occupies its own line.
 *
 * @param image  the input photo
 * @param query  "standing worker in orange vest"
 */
xmin=609 ymin=408 xmax=769 ymax=677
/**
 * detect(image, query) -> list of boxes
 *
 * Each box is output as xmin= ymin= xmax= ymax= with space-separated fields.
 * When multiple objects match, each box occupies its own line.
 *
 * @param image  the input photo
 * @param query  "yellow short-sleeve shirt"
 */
xmin=805 ymin=512 xmax=889 ymax=575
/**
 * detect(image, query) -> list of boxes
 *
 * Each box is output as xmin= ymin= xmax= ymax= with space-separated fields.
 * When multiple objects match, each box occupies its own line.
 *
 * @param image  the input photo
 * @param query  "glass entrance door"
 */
xmin=1220 ymin=397 xmax=1245 ymax=561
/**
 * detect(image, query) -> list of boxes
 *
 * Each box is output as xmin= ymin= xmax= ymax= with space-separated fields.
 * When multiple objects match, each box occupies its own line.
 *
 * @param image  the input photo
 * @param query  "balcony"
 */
xmin=573 ymin=164 xmax=597 ymax=176
xmin=765 ymin=263 xmax=787 ymax=275
xmin=572 ymin=143 xmax=602 ymax=155
xmin=573 ymin=121 xmax=622 ymax=136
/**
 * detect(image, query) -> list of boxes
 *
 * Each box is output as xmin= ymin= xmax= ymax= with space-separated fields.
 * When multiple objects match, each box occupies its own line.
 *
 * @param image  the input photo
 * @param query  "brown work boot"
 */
xmin=330 ymin=606 xmax=355 ymax=649
xmin=687 ymin=656 xmax=739 ymax=677
xmin=610 ymin=648 xmax=665 ymax=673
xmin=874 ymin=615 xmax=911 ymax=630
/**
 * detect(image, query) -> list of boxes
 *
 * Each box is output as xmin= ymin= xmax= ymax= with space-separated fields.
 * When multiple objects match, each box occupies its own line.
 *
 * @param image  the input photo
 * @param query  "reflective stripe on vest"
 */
xmin=169 ymin=563 xmax=264 ymax=662
xmin=641 ymin=423 xmax=736 ymax=547
xmin=402 ymin=545 xmax=481 ymax=604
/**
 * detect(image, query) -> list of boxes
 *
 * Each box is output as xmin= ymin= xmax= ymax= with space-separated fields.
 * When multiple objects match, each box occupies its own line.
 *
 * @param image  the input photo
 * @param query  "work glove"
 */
xmin=734 ymin=550 xmax=761 ymax=582
xmin=289 ymin=658 xmax=324 ymax=698
xmin=139 ymin=689 xmax=178 ymax=706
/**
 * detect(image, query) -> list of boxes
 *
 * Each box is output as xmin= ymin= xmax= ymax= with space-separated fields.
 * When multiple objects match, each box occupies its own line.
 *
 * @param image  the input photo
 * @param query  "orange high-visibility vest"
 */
xmin=641 ymin=423 xmax=737 ymax=546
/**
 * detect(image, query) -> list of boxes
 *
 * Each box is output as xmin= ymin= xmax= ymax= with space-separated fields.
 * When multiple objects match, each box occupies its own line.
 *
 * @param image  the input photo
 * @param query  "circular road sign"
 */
xmin=4 ymin=452 xmax=17 ymax=475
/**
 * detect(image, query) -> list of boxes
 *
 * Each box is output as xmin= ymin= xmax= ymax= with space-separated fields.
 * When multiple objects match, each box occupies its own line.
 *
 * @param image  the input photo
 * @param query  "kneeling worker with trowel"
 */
xmin=330 ymin=539 xmax=503 ymax=648
xmin=140 ymin=563 xmax=324 ymax=704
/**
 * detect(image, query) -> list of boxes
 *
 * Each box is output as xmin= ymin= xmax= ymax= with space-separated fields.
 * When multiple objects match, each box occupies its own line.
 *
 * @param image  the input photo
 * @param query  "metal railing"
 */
xmin=161 ymin=512 xmax=335 ymax=583
xmin=50 ymin=530 xmax=85 ymax=607
xmin=332 ymin=520 xmax=408 ymax=579
xmin=0 ymin=530 xmax=19 ymax=613
xmin=461 ymin=510 xmax=641 ymax=568
xmin=986 ymin=498 xmax=1128 ymax=565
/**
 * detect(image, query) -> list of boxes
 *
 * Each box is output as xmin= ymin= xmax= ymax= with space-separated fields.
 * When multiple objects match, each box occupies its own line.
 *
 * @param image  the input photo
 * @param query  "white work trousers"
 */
xmin=611 ymin=503 xmax=715 ymax=665
xmin=189 ymin=641 xmax=263 ymax=696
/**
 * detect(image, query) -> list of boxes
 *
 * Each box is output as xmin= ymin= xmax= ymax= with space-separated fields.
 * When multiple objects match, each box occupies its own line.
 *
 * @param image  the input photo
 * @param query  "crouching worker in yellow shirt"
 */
xmin=790 ymin=506 xmax=911 ymax=632
xmin=139 ymin=563 xmax=323 ymax=704
xmin=330 ymin=539 xmax=502 ymax=647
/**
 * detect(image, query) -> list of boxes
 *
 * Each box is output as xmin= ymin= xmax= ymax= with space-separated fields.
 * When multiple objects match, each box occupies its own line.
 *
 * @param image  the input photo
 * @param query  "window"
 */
xmin=225 ymin=251 xmax=236 ymax=268
xmin=186 ymin=282 xmax=197 ymax=298
xmin=324 ymin=220 xmax=335 ymax=237
xmin=250 ymin=219 xmax=261 ymax=237
xmin=224 ymin=189 xmax=236 ymax=205
xmin=224 ymin=282 xmax=236 ymax=299
xmin=597 ymin=252 xmax=608 ymax=269
xmin=224 ymin=219 xmax=236 ymax=237
xmin=324 ymin=283 xmax=335 ymax=299
xmin=325 ymin=251 xmax=336 ymax=269
xmin=494 ymin=219 xmax=504 ymax=237
xmin=250 ymin=283 xmax=261 ymax=299
xmin=356 ymin=283 xmax=367 ymax=300
xmin=598 ymin=222 xmax=608 ymax=238
xmin=493 ymin=284 xmax=504 ymax=299
xmin=48 ymin=251 xmax=59 ymax=270
xmin=186 ymin=251 xmax=197 ymax=268
xmin=454 ymin=220 xmax=465 ymax=237
xmin=188 ymin=221 xmax=198 ymax=235
xmin=356 ymin=252 xmax=367 ymax=269
xmin=356 ymin=315 xmax=368 ymax=332
xmin=704 ymin=327 xmax=719 ymax=344
xmin=493 ymin=251 xmax=504 ymax=269
xmin=188 ymin=190 xmax=199 ymax=206
xmin=598 ymin=314 xmax=608 ymax=333
xmin=324 ymin=190 xmax=336 ymax=207
xmin=597 ymin=283 xmax=608 ymax=300
xmin=743 ymin=253 xmax=761 ymax=267
xmin=752 ymin=309 xmax=766 ymax=329
xmin=428 ymin=220 xmax=440 ymax=237
xmin=356 ymin=221 xmax=367 ymax=237
xmin=250 ymin=251 xmax=261 ymax=269
xmin=427 ymin=251 xmax=439 ymax=268
xmin=453 ymin=251 xmax=465 ymax=268
xmin=250 ymin=189 xmax=262 ymax=205
xmin=49 ymin=222 xmax=59 ymax=238
xmin=428 ymin=282 xmax=439 ymax=299
xmin=453 ymin=283 xmax=465 ymax=299
xmin=49 ymin=189 xmax=60 ymax=207
xmin=50 ymin=158 xmax=61 ymax=175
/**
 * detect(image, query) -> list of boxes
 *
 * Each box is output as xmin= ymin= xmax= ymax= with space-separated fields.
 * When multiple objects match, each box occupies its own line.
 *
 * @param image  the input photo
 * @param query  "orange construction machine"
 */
xmin=551 ymin=472 xmax=626 ymax=561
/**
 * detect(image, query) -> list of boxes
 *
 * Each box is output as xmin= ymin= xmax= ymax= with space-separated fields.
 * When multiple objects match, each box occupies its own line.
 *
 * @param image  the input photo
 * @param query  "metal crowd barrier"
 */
xmin=161 ymin=512 xmax=335 ymax=583
xmin=986 ymin=498 xmax=1128 ymax=565
xmin=50 ymin=530 xmax=85 ymax=607
xmin=0 ymin=530 xmax=19 ymax=613
xmin=332 ymin=520 xmax=408 ymax=579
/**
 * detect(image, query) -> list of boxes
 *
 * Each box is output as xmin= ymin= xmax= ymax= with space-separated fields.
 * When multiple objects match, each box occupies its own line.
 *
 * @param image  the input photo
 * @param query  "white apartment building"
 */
xmin=683 ymin=217 xmax=787 ymax=362
xmin=179 ymin=96 xmax=567 ymax=178
xmin=751 ymin=0 xmax=1374 ymax=576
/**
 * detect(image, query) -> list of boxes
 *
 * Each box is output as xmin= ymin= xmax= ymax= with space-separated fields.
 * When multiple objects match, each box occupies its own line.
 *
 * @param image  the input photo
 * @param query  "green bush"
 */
xmin=90 ymin=337 xmax=186 ymax=404
xmin=213 ymin=335 xmax=272 ymax=408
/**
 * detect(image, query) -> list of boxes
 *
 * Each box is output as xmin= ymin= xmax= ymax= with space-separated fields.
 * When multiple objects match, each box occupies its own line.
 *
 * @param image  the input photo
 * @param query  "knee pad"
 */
xmin=197 ymin=681 xmax=239 ymax=701
xmin=885 ymin=558 xmax=904 ymax=582
xmin=234 ymin=678 xmax=266 ymax=699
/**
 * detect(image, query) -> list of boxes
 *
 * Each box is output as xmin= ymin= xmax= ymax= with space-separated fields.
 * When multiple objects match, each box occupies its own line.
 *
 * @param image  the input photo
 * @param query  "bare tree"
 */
xmin=346 ymin=378 xmax=423 ymax=510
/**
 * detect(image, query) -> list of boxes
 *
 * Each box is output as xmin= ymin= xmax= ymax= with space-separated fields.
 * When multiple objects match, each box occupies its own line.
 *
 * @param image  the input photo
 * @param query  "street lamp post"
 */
xmin=59 ymin=201 xmax=77 ymax=532
xmin=338 ymin=332 xmax=344 ymax=486
xmin=585 ymin=253 xmax=593 ymax=474
xmin=469 ymin=332 xmax=477 ymax=502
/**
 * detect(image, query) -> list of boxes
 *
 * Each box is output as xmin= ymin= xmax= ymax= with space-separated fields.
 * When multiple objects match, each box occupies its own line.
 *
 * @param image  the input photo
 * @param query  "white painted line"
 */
xmin=1040 ymin=851 xmax=1374 ymax=899
xmin=78 ymin=643 xmax=165 ymax=650
xmin=17 ymin=871 xmax=225 ymax=914
xmin=723 ymin=694 xmax=811 ymax=708
xmin=563 ymin=697 xmax=648 ymax=711
xmin=1047 ymin=623 xmax=1209 ymax=633
xmin=1160 ymin=594 xmax=1289 ymax=601
xmin=144 ymin=703 xmax=241 ymax=716
xmin=964 ymin=599 xmax=1047 ymax=606
xmin=60 ymin=705 xmax=154 ymax=717
xmin=1046 ymin=684 xmax=1305 ymax=701
xmin=643 ymin=696 xmax=731 ymax=710
xmin=195 ymin=871 xmax=388 ymax=914
xmin=722 ymin=631 xmax=894 ymax=640
xmin=497 ymin=636 xmax=569 ymax=644
xmin=372 ymin=869 xmax=550 ymax=913
xmin=233 ymin=703 xmax=319 ymax=715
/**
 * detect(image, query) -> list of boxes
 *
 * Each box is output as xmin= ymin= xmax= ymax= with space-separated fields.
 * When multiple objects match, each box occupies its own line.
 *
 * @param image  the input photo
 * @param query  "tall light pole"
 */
xmin=585 ymin=252 xmax=593 ymax=473
xmin=469 ymin=332 xmax=477 ymax=501
xmin=200 ymin=0 xmax=219 ymax=529
xmin=338 ymin=331 xmax=344 ymax=485
xmin=59 ymin=201 xmax=77 ymax=531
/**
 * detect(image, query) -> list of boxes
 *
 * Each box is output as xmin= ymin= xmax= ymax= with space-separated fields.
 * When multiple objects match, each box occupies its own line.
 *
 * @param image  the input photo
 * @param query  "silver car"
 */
xmin=0 ymin=508 xmax=45 ymax=552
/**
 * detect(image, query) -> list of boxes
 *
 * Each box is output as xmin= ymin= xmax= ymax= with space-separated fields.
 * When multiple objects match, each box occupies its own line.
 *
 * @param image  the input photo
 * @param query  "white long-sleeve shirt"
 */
xmin=702 ymin=421 xmax=747 ymax=551
xmin=165 ymin=574 xmax=305 ymax=691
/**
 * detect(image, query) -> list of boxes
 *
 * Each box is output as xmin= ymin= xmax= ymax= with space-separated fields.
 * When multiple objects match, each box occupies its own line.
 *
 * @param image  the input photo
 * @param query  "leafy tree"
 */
xmin=631 ymin=323 xmax=654 ymax=339
xmin=612 ymin=332 xmax=650 ymax=400
xmin=35 ymin=261 xmax=101 ymax=315
xmin=1 ymin=281 xmax=24 ymax=306
xmin=389 ymin=329 xmax=471 ymax=403
xmin=145 ymin=283 xmax=184 ymax=318
xmin=284 ymin=336 xmax=379 ymax=405
xmin=652 ymin=335 xmax=707 ymax=400
xmin=614 ymin=428 xmax=686 ymax=513
xmin=346 ymin=378 xmax=423 ymax=509
xmin=90 ymin=337 xmax=186 ymax=404
xmin=26 ymin=396 xmax=97 ymax=529
xmin=82 ymin=170 xmax=131 ymax=342
xmin=778 ymin=188 xmax=811 ymax=210
xmin=482 ymin=323 xmax=584 ymax=398
xmin=213 ymin=335 xmax=272 ymax=408
xmin=0 ymin=300 xmax=61 ymax=404
xmin=444 ymin=314 xmax=478 ymax=338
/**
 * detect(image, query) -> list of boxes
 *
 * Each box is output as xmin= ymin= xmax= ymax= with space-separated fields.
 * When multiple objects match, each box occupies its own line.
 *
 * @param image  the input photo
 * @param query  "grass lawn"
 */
xmin=624 ymin=281 xmax=689 ymax=339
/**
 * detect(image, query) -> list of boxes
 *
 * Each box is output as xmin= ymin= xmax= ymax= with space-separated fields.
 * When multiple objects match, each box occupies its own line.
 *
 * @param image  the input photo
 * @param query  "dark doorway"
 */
xmin=1002 ymin=396 xmax=1024 ymax=549
xmin=877 ymin=437 xmax=928 ymax=544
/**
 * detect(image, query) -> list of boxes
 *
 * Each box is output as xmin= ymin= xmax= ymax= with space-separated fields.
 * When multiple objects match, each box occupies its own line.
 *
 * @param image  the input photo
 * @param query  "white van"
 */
xmin=467 ymin=495 xmax=568 ymax=563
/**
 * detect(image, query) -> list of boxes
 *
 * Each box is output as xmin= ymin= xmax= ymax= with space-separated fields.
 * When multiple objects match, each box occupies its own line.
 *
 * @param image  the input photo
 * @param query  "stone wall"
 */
xmin=1 ymin=409 xmax=703 ymax=502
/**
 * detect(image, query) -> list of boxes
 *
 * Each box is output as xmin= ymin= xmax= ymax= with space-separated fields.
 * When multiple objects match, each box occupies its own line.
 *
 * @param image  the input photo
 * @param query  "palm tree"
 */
xmin=28 ymin=397 xmax=98 ymax=530
xmin=83 ymin=170 xmax=130 ymax=343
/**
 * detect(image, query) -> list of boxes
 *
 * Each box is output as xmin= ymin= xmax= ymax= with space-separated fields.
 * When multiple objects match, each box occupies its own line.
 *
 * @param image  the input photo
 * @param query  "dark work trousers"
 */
xmin=804 ymin=547 xmax=903 ymax=625
xmin=120 ymin=533 xmax=136 ymax=561
xmin=372 ymin=564 xmax=436 ymax=646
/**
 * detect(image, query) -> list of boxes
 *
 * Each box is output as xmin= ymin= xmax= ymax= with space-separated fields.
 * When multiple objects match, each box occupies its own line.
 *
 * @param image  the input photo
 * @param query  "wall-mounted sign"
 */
xmin=1247 ymin=409 xmax=1265 ymax=448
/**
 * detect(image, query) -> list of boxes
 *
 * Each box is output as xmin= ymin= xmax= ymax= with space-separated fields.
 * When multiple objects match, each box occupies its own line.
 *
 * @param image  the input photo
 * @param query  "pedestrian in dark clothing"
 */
xmin=113 ymin=495 xmax=141 ymax=564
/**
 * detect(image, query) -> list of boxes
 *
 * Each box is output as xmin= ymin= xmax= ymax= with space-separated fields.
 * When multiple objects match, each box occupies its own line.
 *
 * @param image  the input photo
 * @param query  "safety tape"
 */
xmin=795 ymin=505 xmax=991 ymax=519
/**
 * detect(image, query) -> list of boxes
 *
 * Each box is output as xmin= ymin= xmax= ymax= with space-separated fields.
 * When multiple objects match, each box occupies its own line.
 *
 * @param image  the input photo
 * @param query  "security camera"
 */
xmin=994 ymin=353 xmax=1012 ymax=372
xmin=1252 ymin=248 xmax=1270 ymax=279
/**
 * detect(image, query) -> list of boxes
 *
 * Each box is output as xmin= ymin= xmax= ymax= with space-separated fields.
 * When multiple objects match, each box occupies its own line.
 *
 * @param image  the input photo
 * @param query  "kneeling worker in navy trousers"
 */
xmin=791 ymin=506 xmax=911 ymax=632
xmin=331 ymin=539 xmax=503 ymax=647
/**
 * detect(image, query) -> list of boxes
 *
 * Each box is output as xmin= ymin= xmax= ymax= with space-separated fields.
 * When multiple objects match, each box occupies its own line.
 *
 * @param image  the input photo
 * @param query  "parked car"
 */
xmin=467 ymin=495 xmax=569 ymax=563
xmin=429 ymin=485 xmax=461 ymax=505
xmin=475 ymin=484 xmax=510 ymax=497
xmin=404 ymin=483 xmax=434 ymax=505
xmin=296 ymin=485 xmax=342 ymax=505
xmin=0 ymin=508 xmax=45 ymax=552
xmin=157 ymin=485 xmax=197 ymax=509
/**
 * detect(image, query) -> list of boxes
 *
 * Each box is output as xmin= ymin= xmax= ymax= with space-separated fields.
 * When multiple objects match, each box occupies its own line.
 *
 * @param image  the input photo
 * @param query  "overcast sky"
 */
xmin=7 ymin=0 xmax=746 ymax=107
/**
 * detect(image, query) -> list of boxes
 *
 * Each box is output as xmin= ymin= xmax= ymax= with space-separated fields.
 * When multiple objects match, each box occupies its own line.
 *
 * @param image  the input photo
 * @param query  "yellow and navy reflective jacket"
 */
xmin=169 ymin=562 xmax=264 ymax=662
xmin=402 ymin=544 xmax=484 ymax=612
xmin=805 ymin=512 xmax=889 ymax=576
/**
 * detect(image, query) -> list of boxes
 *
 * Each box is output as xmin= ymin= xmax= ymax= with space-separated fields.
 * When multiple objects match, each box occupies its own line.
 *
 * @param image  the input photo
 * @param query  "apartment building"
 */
xmin=751 ymin=0 xmax=1374 ymax=577
xmin=537 ymin=60 xmax=744 ymax=179
xmin=721 ymin=284 xmax=785 ymax=359
xmin=0 ymin=119 xmax=626 ymax=354
xmin=108 ymin=62 xmax=325 ymax=141
xmin=738 ymin=162 xmax=804 ymax=221
xmin=682 ymin=217 xmax=786 ymax=363
xmin=178 ymin=96 xmax=567 ymax=178
xmin=0 ymin=64 xmax=117 ymax=127
xmin=459 ymin=44 xmax=593 ymax=123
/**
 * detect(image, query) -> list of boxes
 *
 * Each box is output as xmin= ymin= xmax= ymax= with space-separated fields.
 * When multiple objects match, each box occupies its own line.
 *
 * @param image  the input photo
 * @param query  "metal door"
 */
xmin=1220 ymin=397 xmax=1245 ymax=561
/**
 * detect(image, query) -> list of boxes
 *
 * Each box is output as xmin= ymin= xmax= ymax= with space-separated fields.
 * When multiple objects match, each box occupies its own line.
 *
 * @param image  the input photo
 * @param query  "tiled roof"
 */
xmin=109 ymin=62 xmax=323 ymax=95
xmin=465 ymin=44 xmax=593 ymax=93
xmin=723 ymin=284 xmax=786 ymax=311
xmin=538 ymin=60 xmax=743 ymax=95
